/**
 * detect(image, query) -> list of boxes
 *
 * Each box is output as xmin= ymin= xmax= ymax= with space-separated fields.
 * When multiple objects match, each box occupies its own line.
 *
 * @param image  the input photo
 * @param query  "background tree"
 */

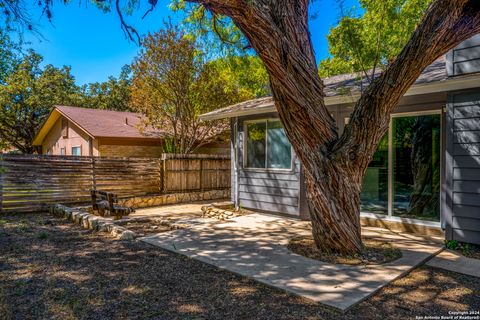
xmin=79 ymin=65 xmax=133 ymax=111
xmin=0 ymin=30 xmax=21 ymax=84
xmin=0 ymin=30 xmax=22 ymax=151
xmin=130 ymin=24 xmax=266 ymax=154
xmin=211 ymin=55 xmax=269 ymax=99
xmin=319 ymin=0 xmax=433 ymax=78
xmin=0 ymin=51 xmax=80 ymax=153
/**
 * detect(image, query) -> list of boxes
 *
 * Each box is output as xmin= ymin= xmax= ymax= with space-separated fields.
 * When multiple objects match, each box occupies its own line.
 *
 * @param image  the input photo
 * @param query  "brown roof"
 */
xmin=200 ymin=56 xmax=464 ymax=121
xmin=55 ymin=106 xmax=164 ymax=139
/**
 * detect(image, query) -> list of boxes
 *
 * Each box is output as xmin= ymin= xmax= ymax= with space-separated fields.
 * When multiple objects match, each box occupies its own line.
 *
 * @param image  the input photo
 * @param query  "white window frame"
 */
xmin=243 ymin=118 xmax=293 ymax=172
xmin=355 ymin=109 xmax=443 ymax=222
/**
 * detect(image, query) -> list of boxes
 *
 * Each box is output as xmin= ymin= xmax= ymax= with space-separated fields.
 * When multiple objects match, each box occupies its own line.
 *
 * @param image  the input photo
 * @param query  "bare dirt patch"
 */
xmin=1 ymin=213 xmax=479 ymax=319
xmin=458 ymin=244 xmax=480 ymax=260
xmin=288 ymin=235 xmax=402 ymax=265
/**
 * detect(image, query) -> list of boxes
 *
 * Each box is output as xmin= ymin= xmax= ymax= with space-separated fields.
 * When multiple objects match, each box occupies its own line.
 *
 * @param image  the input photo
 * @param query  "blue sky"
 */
xmin=23 ymin=0 xmax=358 ymax=85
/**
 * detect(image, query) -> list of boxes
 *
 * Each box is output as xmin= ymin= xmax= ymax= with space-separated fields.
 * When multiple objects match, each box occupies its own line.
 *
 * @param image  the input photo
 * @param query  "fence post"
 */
xmin=160 ymin=154 xmax=166 ymax=194
xmin=91 ymin=157 xmax=97 ymax=192
xmin=199 ymin=158 xmax=204 ymax=192
xmin=0 ymin=154 xmax=3 ymax=214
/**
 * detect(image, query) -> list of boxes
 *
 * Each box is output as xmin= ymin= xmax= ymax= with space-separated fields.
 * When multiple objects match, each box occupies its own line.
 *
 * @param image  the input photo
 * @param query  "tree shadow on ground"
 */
xmin=0 ymin=213 xmax=479 ymax=320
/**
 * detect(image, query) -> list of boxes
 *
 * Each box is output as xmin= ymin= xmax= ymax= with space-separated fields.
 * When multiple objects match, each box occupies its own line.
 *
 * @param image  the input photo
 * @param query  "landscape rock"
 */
xmin=119 ymin=230 xmax=135 ymax=241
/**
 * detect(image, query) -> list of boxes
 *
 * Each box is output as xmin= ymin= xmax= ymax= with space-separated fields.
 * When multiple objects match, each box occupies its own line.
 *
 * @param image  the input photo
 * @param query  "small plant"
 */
xmin=461 ymin=243 xmax=474 ymax=255
xmin=445 ymin=240 xmax=459 ymax=250
xmin=0 ymin=219 xmax=7 ymax=226
xmin=17 ymin=221 xmax=32 ymax=233
xmin=161 ymin=137 xmax=177 ymax=154
xmin=38 ymin=231 xmax=49 ymax=239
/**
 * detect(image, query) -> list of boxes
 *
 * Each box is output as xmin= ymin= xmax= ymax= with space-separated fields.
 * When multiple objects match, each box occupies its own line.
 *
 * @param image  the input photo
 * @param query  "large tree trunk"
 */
xmin=192 ymin=0 xmax=480 ymax=254
xmin=304 ymin=161 xmax=363 ymax=253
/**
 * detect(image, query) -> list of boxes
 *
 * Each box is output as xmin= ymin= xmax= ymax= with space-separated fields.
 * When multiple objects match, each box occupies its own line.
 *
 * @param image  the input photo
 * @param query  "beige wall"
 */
xmin=98 ymin=144 xmax=163 ymax=158
xmin=41 ymin=117 xmax=228 ymax=157
xmin=42 ymin=117 xmax=97 ymax=156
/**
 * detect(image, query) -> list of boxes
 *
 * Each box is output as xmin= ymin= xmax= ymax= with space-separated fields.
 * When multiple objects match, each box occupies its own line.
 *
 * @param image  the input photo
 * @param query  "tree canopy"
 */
xmin=130 ymin=24 xmax=267 ymax=154
xmin=78 ymin=65 xmax=133 ymax=112
xmin=0 ymin=51 xmax=80 ymax=153
xmin=319 ymin=0 xmax=433 ymax=78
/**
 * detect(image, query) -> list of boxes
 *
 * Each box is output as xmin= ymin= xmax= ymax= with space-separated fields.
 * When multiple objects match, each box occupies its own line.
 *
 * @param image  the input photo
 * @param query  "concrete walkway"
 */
xmin=427 ymin=249 xmax=480 ymax=278
xmin=140 ymin=212 xmax=443 ymax=311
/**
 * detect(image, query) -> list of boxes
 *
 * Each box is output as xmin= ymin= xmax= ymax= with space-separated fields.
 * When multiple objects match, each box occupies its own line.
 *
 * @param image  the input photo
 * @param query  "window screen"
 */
xmin=71 ymin=146 xmax=81 ymax=156
xmin=246 ymin=122 xmax=266 ymax=168
xmin=245 ymin=120 xmax=291 ymax=170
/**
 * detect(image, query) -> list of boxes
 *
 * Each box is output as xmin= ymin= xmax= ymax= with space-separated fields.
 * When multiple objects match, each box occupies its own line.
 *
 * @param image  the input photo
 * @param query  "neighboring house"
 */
xmin=33 ymin=106 xmax=229 ymax=158
xmin=32 ymin=106 xmax=166 ymax=158
xmin=200 ymin=35 xmax=480 ymax=245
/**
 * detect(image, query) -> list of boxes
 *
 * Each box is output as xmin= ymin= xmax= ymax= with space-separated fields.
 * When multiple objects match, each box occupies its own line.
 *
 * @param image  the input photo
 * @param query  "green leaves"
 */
xmin=171 ymin=1 xmax=249 ymax=57
xmin=0 ymin=51 xmax=80 ymax=153
xmin=130 ymin=24 xmax=268 ymax=154
xmin=319 ymin=0 xmax=432 ymax=78
xmin=79 ymin=65 xmax=133 ymax=112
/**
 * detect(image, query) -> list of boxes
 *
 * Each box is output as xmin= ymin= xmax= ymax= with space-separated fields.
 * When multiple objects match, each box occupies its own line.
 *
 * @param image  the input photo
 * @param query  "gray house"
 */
xmin=200 ymin=35 xmax=480 ymax=245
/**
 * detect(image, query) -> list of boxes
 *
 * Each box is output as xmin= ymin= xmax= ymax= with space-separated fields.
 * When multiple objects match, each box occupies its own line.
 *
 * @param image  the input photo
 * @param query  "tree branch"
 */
xmin=115 ymin=0 xmax=141 ymax=44
xmin=336 ymin=0 xmax=480 ymax=176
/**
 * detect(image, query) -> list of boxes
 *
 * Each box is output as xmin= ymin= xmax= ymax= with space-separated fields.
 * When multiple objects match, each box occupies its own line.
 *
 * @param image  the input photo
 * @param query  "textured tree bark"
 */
xmin=189 ymin=0 xmax=480 ymax=254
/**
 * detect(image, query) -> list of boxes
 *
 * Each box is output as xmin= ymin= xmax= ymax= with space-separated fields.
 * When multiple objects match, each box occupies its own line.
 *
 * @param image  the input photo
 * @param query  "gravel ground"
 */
xmin=1 ymin=213 xmax=479 ymax=320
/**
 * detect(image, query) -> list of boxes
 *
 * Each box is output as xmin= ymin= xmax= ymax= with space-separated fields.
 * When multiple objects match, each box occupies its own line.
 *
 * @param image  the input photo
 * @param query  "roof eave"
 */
xmin=32 ymin=109 xmax=61 ymax=146
xmin=199 ymin=73 xmax=480 ymax=121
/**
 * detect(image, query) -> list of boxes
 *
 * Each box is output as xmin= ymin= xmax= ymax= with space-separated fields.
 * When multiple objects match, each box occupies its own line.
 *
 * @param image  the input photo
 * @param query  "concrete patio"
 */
xmin=427 ymin=249 xmax=480 ymax=278
xmin=138 ymin=207 xmax=444 ymax=312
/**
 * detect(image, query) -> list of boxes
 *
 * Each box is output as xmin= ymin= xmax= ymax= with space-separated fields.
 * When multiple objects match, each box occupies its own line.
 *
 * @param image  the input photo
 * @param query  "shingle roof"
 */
xmin=323 ymin=55 xmax=447 ymax=97
xmin=55 ymin=106 xmax=164 ymax=139
xmin=200 ymin=56 xmax=454 ymax=121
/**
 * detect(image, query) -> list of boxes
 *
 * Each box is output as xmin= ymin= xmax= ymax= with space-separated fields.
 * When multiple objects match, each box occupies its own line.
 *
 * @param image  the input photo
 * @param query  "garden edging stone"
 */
xmin=49 ymin=204 xmax=136 ymax=241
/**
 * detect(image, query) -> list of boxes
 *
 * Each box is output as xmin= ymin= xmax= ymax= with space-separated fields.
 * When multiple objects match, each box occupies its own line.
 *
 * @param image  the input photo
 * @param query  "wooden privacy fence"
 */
xmin=0 ymin=153 xmax=230 ymax=213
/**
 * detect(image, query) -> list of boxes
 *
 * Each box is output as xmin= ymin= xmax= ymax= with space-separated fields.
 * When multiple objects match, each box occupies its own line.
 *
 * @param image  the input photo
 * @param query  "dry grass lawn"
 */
xmin=0 ymin=213 xmax=479 ymax=320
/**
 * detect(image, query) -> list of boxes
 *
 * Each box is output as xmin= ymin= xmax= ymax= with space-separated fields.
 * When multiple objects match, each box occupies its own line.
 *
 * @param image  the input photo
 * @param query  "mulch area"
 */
xmin=1 ymin=214 xmax=479 ymax=320
xmin=288 ymin=235 xmax=402 ymax=265
xmin=457 ymin=243 xmax=480 ymax=260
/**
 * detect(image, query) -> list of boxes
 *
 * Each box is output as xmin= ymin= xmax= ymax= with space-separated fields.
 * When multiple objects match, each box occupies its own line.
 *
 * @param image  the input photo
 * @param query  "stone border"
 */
xmin=49 ymin=204 xmax=136 ymax=241
xmin=119 ymin=189 xmax=230 ymax=209
xmin=201 ymin=202 xmax=243 ymax=220
xmin=49 ymin=189 xmax=230 ymax=240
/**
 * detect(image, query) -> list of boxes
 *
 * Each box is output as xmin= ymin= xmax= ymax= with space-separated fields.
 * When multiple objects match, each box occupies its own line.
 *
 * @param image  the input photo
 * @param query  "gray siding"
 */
xmin=445 ymin=91 xmax=480 ymax=245
xmin=447 ymin=35 xmax=480 ymax=77
xmin=236 ymin=114 xmax=302 ymax=216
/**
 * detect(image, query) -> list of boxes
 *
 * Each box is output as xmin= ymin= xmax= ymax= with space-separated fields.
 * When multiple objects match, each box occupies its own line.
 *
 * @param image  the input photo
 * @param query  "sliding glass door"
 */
xmin=392 ymin=114 xmax=441 ymax=221
xmin=360 ymin=112 xmax=441 ymax=221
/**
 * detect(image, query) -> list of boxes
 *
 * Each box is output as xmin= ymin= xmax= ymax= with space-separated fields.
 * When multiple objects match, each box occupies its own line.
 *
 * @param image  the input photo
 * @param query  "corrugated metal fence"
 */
xmin=0 ymin=153 xmax=230 ymax=213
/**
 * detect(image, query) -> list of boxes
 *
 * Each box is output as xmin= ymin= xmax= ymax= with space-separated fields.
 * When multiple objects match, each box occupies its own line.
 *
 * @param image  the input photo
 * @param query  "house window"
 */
xmin=245 ymin=119 xmax=292 ymax=170
xmin=60 ymin=148 xmax=66 ymax=155
xmin=359 ymin=111 xmax=441 ymax=222
xmin=71 ymin=146 xmax=81 ymax=156
xmin=61 ymin=119 xmax=68 ymax=138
